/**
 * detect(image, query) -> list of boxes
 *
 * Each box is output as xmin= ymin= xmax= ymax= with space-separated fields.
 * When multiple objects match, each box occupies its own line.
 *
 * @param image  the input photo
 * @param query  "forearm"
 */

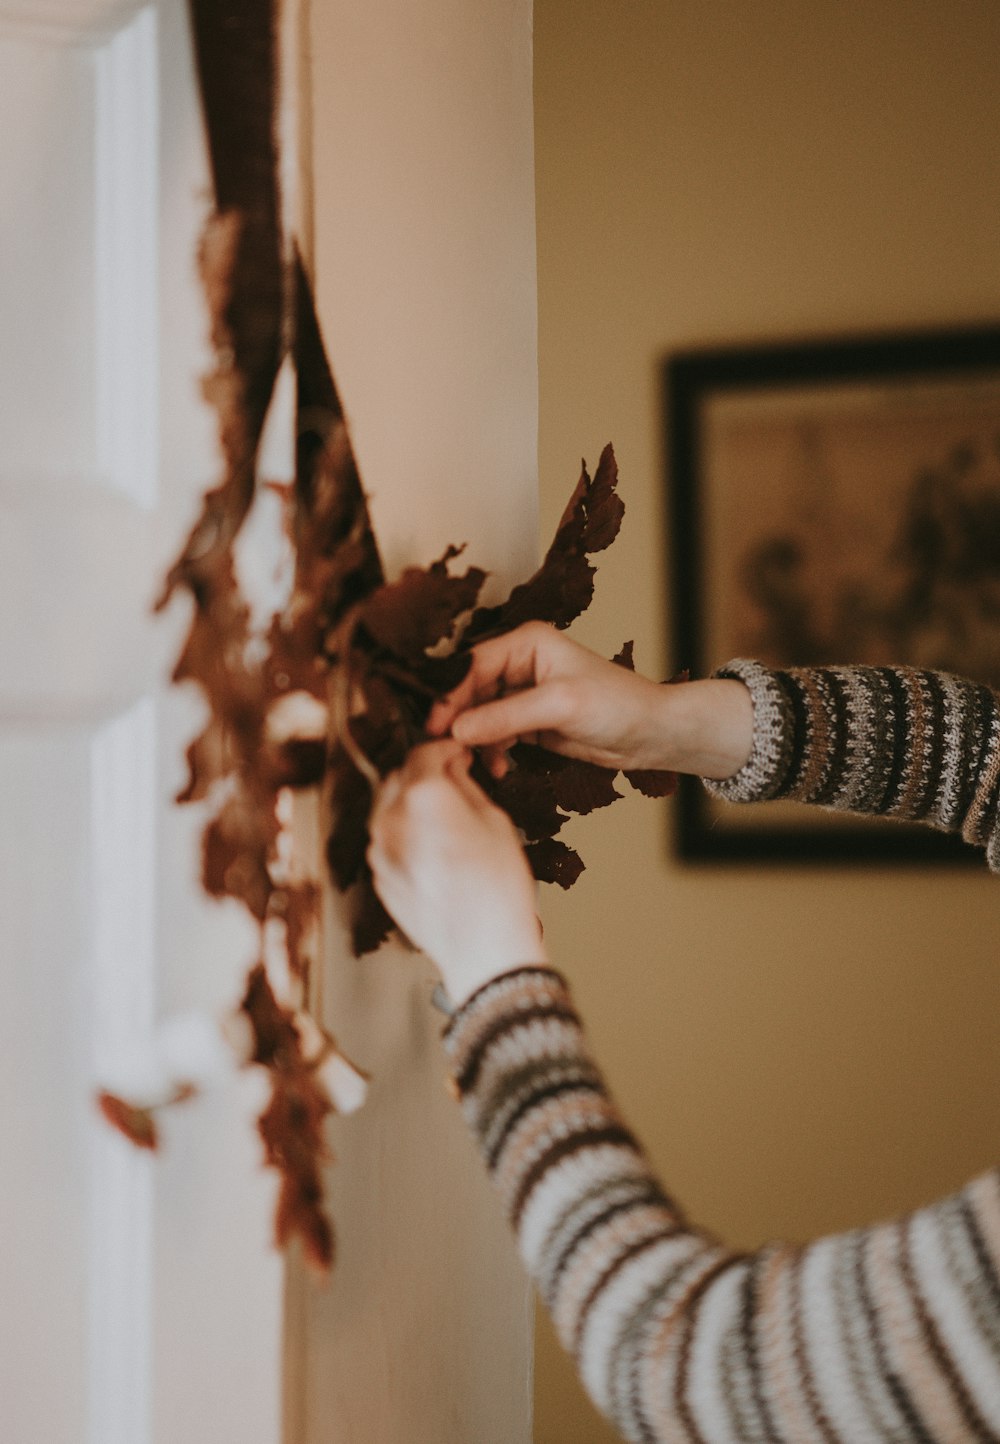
xmin=443 ymin=968 xmax=1000 ymax=1443
xmin=709 ymin=661 xmax=1000 ymax=865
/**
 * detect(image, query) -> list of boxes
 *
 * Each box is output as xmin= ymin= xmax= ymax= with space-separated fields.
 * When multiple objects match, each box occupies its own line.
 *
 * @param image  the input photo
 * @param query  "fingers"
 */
xmin=396 ymin=736 xmax=470 ymax=781
xmin=444 ymin=748 xmax=493 ymax=811
xmin=371 ymin=738 xmax=497 ymax=828
xmin=481 ymin=742 xmax=511 ymax=780
xmin=427 ymin=623 xmax=554 ymax=737
xmin=369 ymin=739 xmax=470 ymax=832
xmin=391 ymin=740 xmax=494 ymax=816
xmin=449 ymin=678 xmax=574 ymax=751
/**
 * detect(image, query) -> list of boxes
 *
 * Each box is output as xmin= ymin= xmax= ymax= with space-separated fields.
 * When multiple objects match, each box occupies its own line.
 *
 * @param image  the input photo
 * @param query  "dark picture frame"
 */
xmin=665 ymin=325 xmax=1000 ymax=864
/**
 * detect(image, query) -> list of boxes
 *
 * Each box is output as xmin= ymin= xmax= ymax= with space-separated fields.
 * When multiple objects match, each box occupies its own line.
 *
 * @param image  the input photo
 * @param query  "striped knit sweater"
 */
xmin=441 ymin=663 xmax=1000 ymax=1443
xmin=709 ymin=661 xmax=1000 ymax=866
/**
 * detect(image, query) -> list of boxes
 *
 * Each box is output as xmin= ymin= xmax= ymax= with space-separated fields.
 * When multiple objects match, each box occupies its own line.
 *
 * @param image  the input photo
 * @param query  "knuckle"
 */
xmin=524 ymin=620 xmax=552 ymax=643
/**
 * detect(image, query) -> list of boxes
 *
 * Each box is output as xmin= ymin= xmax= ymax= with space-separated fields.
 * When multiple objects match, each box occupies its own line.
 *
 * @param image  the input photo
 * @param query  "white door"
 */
xmin=0 ymin=3 xmax=283 ymax=1440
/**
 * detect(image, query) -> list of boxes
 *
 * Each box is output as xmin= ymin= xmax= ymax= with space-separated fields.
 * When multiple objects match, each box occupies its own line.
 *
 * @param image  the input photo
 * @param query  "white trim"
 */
xmin=0 ymin=0 xmax=144 ymax=47
xmin=95 ymin=4 xmax=159 ymax=506
xmin=88 ymin=697 xmax=157 ymax=1444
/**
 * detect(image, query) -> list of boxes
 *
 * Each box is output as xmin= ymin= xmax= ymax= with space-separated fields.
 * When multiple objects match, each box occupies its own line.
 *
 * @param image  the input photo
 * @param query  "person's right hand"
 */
xmin=427 ymin=621 xmax=754 ymax=780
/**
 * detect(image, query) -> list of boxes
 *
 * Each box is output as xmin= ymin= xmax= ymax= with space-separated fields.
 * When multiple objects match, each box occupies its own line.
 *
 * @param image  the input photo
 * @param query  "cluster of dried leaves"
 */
xmin=98 ymin=0 xmax=675 ymax=1273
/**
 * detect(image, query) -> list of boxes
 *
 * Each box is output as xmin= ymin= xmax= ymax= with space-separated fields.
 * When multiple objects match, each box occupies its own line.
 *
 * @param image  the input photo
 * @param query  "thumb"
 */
xmin=444 ymin=747 xmax=496 ymax=814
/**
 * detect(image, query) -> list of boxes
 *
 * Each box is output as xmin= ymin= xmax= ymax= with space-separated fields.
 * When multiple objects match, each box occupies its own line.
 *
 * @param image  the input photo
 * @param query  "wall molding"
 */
xmin=88 ymin=698 xmax=157 ymax=1444
xmin=95 ymin=5 xmax=159 ymax=506
xmin=0 ymin=0 xmax=145 ymax=47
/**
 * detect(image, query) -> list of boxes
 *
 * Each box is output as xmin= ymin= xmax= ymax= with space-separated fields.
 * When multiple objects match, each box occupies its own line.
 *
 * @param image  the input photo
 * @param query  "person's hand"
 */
xmin=367 ymin=740 xmax=548 ymax=1006
xmin=427 ymin=621 xmax=753 ymax=780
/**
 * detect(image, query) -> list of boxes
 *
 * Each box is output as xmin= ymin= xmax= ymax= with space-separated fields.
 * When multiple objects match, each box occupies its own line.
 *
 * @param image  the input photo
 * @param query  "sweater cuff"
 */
xmin=704 ymin=659 xmax=793 ymax=803
xmin=441 ymin=965 xmax=578 ymax=1094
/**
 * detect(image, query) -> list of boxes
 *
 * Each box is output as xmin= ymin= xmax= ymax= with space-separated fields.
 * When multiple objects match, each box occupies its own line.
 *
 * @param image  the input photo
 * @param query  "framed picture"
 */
xmin=666 ymin=325 xmax=1000 ymax=863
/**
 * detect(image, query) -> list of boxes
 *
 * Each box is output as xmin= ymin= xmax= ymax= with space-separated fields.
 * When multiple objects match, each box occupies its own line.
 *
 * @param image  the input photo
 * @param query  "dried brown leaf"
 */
xmin=485 ymin=754 xmax=566 ymax=841
xmin=623 ymin=768 xmax=679 ymax=799
xmin=98 ymin=1092 xmax=159 ymax=1151
xmin=276 ymin=882 xmax=321 ymax=982
xmin=240 ymin=965 xmax=337 ymax=1271
xmin=262 ymin=737 xmax=328 ymax=790
xmin=326 ymin=755 xmax=374 ymax=892
xmin=357 ymin=547 xmax=486 ymax=663
xmin=259 ymin=1075 xmax=335 ymax=1271
xmin=466 ymin=444 xmax=624 ymax=640
xmin=350 ymin=871 xmax=396 ymax=959
xmin=547 ymin=757 xmax=623 ymax=816
xmin=202 ymin=793 xmax=277 ymax=923
xmin=525 ymin=837 xmax=585 ymax=889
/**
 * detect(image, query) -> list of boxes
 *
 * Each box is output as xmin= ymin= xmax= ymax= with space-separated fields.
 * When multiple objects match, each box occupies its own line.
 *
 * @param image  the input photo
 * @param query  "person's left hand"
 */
xmin=367 ymin=740 xmax=548 ymax=1006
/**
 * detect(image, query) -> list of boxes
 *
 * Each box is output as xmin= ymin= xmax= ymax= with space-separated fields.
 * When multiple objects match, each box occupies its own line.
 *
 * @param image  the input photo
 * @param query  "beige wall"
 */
xmin=533 ymin=3 xmax=1000 ymax=1440
xmin=287 ymin=2 xmax=537 ymax=1440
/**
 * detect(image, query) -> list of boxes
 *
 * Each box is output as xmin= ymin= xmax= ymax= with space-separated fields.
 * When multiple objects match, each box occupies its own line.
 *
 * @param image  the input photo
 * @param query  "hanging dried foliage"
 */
xmin=98 ymin=0 xmax=676 ymax=1272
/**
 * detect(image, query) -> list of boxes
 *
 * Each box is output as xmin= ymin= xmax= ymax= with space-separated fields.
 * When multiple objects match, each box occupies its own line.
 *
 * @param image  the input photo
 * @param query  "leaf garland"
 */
xmin=97 ymin=0 xmax=677 ymax=1272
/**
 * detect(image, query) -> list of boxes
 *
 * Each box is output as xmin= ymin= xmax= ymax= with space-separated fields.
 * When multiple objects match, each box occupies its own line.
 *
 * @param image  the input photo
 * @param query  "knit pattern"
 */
xmin=444 ymin=968 xmax=1000 ymax=1443
xmin=707 ymin=661 xmax=1000 ymax=868
xmin=441 ymin=663 xmax=1000 ymax=1441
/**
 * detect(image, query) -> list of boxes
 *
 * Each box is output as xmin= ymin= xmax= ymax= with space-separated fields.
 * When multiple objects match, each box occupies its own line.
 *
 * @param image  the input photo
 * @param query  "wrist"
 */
xmin=649 ymin=677 xmax=754 ymax=778
xmin=440 ymin=927 xmax=549 ymax=1008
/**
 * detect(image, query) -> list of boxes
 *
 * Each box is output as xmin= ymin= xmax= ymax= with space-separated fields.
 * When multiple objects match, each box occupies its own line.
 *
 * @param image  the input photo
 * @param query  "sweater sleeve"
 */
xmin=442 ymin=966 xmax=1000 ymax=1443
xmin=706 ymin=661 xmax=1000 ymax=868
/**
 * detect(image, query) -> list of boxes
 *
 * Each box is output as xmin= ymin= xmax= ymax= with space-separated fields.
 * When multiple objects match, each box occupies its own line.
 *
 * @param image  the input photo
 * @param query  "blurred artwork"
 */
xmin=704 ymin=375 xmax=1000 ymax=689
xmin=668 ymin=331 xmax=1000 ymax=858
